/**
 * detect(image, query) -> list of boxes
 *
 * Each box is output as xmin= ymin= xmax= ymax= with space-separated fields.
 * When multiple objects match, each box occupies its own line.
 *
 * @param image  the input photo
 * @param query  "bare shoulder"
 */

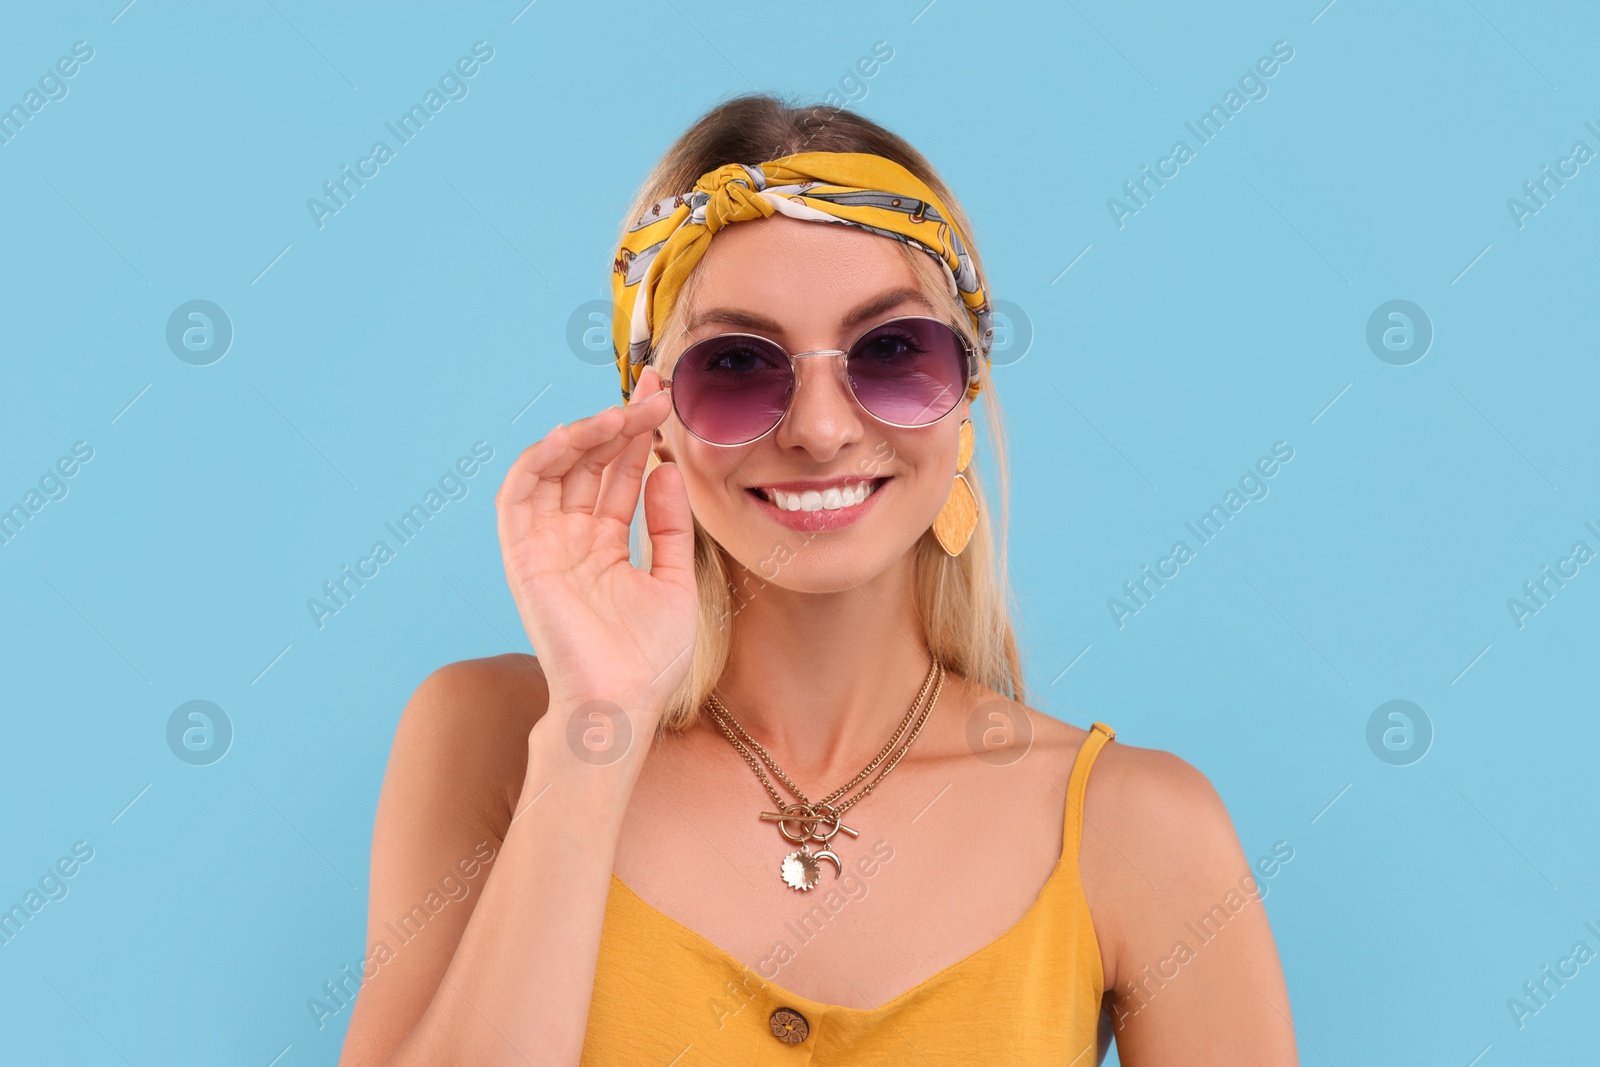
xmin=339 ymin=654 xmax=550 ymax=1067
xmin=1076 ymin=733 xmax=1258 ymax=989
xmin=955 ymin=687 xmax=1220 ymax=839
xmin=402 ymin=651 xmax=551 ymax=739
xmin=406 ymin=650 xmax=550 ymax=728
xmin=385 ymin=652 xmax=550 ymax=830
xmin=947 ymin=692 xmax=1294 ymax=1053
xmin=1076 ymin=734 xmax=1298 ymax=1056
xmin=986 ymin=700 xmax=1229 ymax=849
xmin=1085 ymin=735 xmax=1233 ymax=849
xmin=1080 ymin=735 xmax=1242 ymax=900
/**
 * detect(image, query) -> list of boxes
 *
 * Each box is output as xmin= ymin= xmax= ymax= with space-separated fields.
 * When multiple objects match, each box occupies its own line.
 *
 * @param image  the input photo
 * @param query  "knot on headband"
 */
xmin=610 ymin=151 xmax=993 ymax=404
xmin=699 ymin=163 xmax=778 ymax=233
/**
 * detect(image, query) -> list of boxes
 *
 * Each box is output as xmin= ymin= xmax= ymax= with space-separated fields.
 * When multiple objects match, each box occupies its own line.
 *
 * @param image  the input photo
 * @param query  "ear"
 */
xmin=652 ymin=428 xmax=675 ymax=465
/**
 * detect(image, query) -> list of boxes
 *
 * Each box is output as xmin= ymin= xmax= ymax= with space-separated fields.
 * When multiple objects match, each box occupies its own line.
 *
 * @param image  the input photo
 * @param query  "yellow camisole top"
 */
xmin=580 ymin=721 xmax=1117 ymax=1065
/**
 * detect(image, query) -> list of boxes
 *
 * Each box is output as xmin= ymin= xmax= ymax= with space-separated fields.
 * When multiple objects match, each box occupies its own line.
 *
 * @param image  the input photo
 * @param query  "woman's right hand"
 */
xmin=494 ymin=368 xmax=698 ymax=724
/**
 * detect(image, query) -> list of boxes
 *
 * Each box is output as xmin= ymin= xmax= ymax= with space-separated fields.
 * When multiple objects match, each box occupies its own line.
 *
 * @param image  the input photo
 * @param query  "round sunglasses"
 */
xmin=655 ymin=315 xmax=976 ymax=447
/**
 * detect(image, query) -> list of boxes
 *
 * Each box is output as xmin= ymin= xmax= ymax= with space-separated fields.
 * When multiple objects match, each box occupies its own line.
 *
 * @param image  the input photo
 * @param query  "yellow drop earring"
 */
xmin=932 ymin=418 xmax=978 ymax=556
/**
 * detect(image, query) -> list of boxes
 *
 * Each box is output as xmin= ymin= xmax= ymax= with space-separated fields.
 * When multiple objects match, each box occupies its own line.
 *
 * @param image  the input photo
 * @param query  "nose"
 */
xmin=773 ymin=351 xmax=864 ymax=458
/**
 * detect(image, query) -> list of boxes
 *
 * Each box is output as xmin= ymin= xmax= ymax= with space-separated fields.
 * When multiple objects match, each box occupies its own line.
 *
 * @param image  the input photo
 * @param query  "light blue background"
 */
xmin=3 ymin=0 xmax=1597 ymax=1063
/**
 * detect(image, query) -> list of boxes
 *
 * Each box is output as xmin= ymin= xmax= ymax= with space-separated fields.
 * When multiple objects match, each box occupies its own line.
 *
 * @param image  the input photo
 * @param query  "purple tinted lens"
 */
xmin=847 ymin=318 xmax=969 ymax=426
xmin=672 ymin=334 xmax=793 ymax=445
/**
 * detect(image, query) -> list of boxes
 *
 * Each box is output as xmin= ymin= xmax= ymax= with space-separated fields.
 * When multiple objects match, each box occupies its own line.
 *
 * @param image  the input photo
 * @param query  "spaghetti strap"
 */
xmin=1063 ymin=722 xmax=1116 ymax=861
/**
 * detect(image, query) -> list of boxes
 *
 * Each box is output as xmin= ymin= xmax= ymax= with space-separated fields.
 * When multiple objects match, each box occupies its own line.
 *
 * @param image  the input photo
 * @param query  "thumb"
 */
xmin=642 ymin=459 xmax=695 ymax=585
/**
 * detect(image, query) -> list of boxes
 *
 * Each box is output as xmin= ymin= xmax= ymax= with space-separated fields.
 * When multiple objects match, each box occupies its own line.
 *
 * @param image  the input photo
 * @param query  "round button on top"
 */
xmin=768 ymin=1007 xmax=810 ymax=1043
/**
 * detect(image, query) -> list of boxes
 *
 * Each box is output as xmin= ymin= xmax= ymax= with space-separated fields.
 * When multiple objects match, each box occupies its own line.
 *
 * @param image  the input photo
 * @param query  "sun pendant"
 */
xmin=781 ymin=847 xmax=822 ymax=891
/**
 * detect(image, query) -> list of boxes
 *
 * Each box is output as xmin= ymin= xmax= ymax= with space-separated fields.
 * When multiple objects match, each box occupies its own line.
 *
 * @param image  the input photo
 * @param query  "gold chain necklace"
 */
xmin=705 ymin=658 xmax=945 ymax=891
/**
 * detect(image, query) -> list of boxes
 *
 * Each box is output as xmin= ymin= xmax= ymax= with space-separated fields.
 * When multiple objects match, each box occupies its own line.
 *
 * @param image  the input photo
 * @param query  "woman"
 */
xmin=340 ymin=94 xmax=1298 ymax=1066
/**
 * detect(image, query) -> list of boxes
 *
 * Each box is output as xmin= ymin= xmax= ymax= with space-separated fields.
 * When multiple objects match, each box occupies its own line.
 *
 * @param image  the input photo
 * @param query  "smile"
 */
xmin=749 ymin=478 xmax=887 ymax=512
xmin=744 ymin=477 xmax=891 ymax=532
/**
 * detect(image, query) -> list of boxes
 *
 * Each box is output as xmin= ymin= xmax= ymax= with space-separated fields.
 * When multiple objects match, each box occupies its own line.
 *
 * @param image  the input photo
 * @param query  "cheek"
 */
xmin=884 ymin=436 xmax=955 ymax=518
xmin=674 ymin=454 xmax=717 ymax=509
xmin=674 ymin=436 xmax=753 ymax=512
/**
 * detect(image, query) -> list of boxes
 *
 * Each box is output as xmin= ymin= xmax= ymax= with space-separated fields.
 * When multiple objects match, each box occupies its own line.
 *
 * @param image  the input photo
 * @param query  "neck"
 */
xmin=707 ymin=553 xmax=943 ymax=786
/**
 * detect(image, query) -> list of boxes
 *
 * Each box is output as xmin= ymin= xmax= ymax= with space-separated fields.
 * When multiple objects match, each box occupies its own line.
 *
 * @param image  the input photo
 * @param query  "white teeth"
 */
xmin=760 ymin=480 xmax=881 ymax=512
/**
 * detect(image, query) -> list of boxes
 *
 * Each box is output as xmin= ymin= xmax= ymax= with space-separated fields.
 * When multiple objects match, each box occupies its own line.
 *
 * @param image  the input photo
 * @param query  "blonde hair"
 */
xmin=618 ymin=93 xmax=1025 ymax=732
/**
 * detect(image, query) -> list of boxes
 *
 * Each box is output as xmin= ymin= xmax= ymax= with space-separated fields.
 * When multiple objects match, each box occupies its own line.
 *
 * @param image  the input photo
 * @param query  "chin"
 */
xmin=742 ymin=562 xmax=884 ymax=596
xmin=714 ymin=527 xmax=928 ymax=596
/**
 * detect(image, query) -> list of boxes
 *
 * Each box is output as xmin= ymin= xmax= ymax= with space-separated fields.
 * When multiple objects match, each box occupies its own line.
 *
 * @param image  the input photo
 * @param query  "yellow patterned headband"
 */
xmin=610 ymin=150 xmax=993 ymax=404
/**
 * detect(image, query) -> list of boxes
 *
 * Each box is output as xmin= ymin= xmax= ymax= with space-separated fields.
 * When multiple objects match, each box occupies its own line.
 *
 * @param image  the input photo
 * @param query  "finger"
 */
xmin=542 ymin=406 xmax=630 ymax=516
xmin=642 ymin=459 xmax=695 ymax=587
xmin=564 ymin=392 xmax=669 ymax=516
xmin=592 ymin=419 xmax=653 ymax=528
xmin=594 ymin=382 xmax=671 ymax=526
xmin=556 ymin=414 xmax=629 ymax=515
xmin=495 ymin=431 xmax=564 ymax=544
xmin=495 ymin=406 xmax=625 ymax=526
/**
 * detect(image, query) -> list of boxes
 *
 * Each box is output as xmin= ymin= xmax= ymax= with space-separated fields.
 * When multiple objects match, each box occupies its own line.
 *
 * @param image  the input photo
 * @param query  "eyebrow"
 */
xmin=681 ymin=286 xmax=935 ymax=337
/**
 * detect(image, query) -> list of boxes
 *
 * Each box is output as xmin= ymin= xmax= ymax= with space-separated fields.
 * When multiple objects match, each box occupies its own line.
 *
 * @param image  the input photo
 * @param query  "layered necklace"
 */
xmin=704 ymin=658 xmax=946 ymax=891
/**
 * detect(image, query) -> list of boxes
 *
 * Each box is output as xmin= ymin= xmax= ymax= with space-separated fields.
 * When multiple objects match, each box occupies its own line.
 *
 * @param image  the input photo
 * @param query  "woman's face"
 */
xmin=648 ymin=212 xmax=970 ymax=594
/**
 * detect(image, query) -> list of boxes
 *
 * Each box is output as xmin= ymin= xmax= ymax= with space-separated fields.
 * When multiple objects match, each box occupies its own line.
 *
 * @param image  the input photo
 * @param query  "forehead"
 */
xmin=688 ymin=213 xmax=924 ymax=316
